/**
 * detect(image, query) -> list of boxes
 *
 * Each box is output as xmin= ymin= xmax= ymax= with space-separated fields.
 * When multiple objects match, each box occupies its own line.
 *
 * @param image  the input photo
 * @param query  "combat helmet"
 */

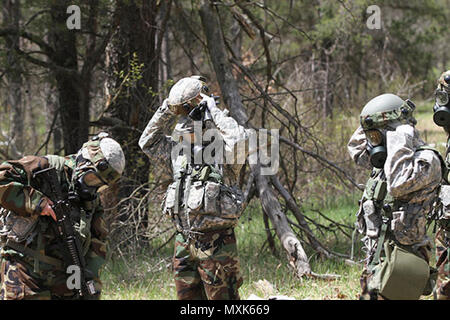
xmin=167 ymin=76 xmax=209 ymax=115
xmin=76 ymin=132 xmax=125 ymax=186
xmin=359 ymin=93 xmax=416 ymax=168
xmin=433 ymin=70 xmax=450 ymax=127
xmin=360 ymin=93 xmax=416 ymax=130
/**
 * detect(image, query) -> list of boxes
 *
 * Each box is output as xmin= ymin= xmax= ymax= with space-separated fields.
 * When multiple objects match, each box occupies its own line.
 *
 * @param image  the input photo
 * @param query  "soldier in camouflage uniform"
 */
xmin=0 ymin=132 xmax=125 ymax=300
xmin=139 ymin=76 xmax=250 ymax=300
xmin=348 ymin=93 xmax=444 ymax=300
xmin=431 ymin=70 xmax=450 ymax=300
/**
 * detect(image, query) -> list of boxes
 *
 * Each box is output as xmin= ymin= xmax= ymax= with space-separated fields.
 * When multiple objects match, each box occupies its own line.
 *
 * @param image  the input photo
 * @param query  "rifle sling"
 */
xmin=5 ymin=240 xmax=64 ymax=271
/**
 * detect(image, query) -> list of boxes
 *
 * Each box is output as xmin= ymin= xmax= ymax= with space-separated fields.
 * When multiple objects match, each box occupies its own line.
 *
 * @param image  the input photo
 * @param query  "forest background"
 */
xmin=0 ymin=0 xmax=448 ymax=299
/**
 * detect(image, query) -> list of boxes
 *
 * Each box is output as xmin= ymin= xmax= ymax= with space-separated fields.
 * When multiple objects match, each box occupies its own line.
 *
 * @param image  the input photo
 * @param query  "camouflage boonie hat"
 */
xmin=78 ymin=132 xmax=125 ymax=185
xmin=360 ymin=98 xmax=416 ymax=130
xmin=167 ymin=75 xmax=208 ymax=107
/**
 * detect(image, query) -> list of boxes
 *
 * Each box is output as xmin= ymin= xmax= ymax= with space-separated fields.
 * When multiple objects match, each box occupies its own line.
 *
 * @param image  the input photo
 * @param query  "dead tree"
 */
xmin=199 ymin=0 xmax=347 ymax=278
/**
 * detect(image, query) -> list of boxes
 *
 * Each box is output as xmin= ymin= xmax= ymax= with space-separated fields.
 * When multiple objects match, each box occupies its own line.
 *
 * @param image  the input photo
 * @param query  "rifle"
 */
xmin=33 ymin=167 xmax=96 ymax=299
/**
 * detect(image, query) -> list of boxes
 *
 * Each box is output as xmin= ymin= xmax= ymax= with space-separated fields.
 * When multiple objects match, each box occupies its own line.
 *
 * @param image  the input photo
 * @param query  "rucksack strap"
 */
xmin=369 ymin=218 xmax=389 ymax=273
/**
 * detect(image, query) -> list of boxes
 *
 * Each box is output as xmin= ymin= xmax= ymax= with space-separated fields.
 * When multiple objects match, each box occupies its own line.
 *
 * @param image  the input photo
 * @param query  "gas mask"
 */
xmin=68 ymin=132 xmax=124 ymax=208
xmin=187 ymin=96 xmax=219 ymax=122
xmin=73 ymin=159 xmax=109 ymax=202
xmin=359 ymin=96 xmax=417 ymax=169
xmin=365 ymin=129 xmax=387 ymax=169
xmin=433 ymin=87 xmax=450 ymax=127
xmin=188 ymin=101 xmax=209 ymax=122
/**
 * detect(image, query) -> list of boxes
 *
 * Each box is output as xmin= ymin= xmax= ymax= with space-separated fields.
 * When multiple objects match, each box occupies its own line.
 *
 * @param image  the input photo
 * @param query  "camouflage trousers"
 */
xmin=0 ymin=254 xmax=102 ymax=300
xmin=173 ymin=228 xmax=243 ymax=300
xmin=435 ymin=225 xmax=450 ymax=300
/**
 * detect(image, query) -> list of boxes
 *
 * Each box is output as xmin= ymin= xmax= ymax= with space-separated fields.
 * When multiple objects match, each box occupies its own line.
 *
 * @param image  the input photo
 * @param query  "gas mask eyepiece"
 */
xmin=75 ymin=170 xmax=107 ymax=201
xmin=365 ymin=129 xmax=387 ymax=169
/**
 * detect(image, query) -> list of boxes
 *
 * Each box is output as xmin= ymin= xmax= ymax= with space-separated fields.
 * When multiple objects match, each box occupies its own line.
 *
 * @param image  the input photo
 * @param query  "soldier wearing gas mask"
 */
xmin=139 ymin=76 xmax=250 ymax=300
xmin=348 ymin=93 xmax=444 ymax=300
xmin=0 ymin=133 xmax=125 ymax=299
xmin=431 ymin=70 xmax=450 ymax=300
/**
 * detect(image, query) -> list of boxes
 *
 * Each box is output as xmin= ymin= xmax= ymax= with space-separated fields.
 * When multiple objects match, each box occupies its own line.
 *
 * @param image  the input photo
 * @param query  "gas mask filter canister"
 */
xmin=365 ymin=129 xmax=387 ymax=169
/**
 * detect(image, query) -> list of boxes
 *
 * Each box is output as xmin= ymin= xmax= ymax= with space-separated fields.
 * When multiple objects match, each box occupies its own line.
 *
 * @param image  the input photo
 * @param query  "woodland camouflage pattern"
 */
xmin=348 ymin=123 xmax=443 ymax=299
xmin=139 ymin=93 xmax=250 ymax=300
xmin=0 ymin=250 xmax=103 ymax=300
xmin=173 ymin=229 xmax=242 ymax=300
xmin=0 ymin=155 xmax=108 ymax=300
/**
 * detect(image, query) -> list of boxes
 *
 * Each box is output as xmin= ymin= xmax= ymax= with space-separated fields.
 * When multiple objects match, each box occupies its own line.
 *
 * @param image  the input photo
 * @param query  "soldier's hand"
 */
xmin=41 ymin=199 xmax=57 ymax=221
xmin=386 ymin=124 xmax=415 ymax=149
xmin=199 ymin=93 xmax=218 ymax=114
xmin=164 ymin=98 xmax=179 ymax=116
xmin=161 ymin=98 xmax=169 ymax=110
xmin=395 ymin=124 xmax=415 ymax=138
xmin=200 ymin=93 xmax=214 ymax=104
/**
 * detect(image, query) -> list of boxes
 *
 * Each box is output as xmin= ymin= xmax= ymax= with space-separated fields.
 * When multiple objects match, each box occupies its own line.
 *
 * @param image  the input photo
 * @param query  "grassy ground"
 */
xmin=101 ymin=198 xmax=363 ymax=300
xmin=100 ymin=101 xmax=444 ymax=300
xmin=101 ymin=193 xmax=440 ymax=300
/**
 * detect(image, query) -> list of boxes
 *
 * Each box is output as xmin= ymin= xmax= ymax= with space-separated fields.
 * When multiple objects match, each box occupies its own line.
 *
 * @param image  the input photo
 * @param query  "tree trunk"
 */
xmin=44 ymin=80 xmax=62 ymax=154
xmin=105 ymin=0 xmax=161 ymax=193
xmin=2 ymin=0 xmax=23 ymax=158
xmin=49 ymin=0 xmax=86 ymax=154
xmin=230 ymin=19 xmax=242 ymax=62
xmin=323 ymin=51 xmax=332 ymax=119
xmin=158 ymin=0 xmax=172 ymax=102
xmin=199 ymin=0 xmax=313 ymax=277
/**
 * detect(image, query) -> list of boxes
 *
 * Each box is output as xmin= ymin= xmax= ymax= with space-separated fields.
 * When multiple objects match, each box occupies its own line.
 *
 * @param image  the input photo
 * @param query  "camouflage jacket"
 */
xmin=0 ymin=155 xmax=108 ymax=273
xmin=348 ymin=124 xmax=443 ymax=254
xmin=139 ymin=96 xmax=251 ymax=234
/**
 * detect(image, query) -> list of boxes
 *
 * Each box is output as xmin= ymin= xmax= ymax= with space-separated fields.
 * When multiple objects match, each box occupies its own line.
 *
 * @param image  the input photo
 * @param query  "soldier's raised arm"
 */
xmin=347 ymin=125 xmax=371 ymax=169
xmin=200 ymin=93 xmax=250 ymax=155
xmin=139 ymin=99 xmax=176 ymax=160
xmin=384 ymin=124 xmax=442 ymax=198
